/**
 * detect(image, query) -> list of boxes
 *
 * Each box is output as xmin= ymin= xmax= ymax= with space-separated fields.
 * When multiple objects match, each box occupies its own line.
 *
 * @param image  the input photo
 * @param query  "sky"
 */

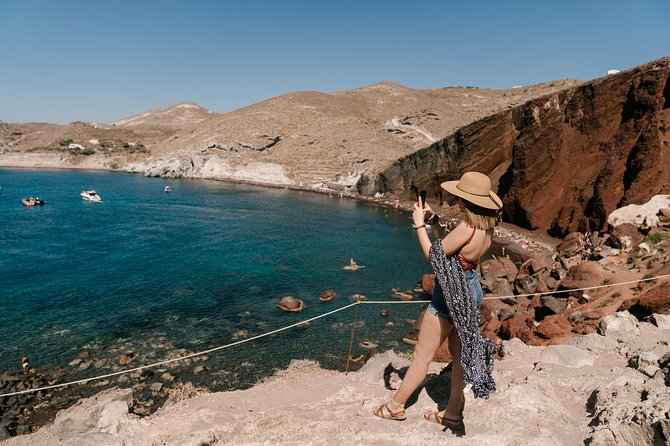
xmin=0 ymin=0 xmax=668 ymax=124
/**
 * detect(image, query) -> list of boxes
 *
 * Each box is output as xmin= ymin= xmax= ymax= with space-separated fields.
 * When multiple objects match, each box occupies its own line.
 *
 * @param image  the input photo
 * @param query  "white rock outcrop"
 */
xmin=130 ymin=154 xmax=294 ymax=186
xmin=607 ymin=194 xmax=670 ymax=227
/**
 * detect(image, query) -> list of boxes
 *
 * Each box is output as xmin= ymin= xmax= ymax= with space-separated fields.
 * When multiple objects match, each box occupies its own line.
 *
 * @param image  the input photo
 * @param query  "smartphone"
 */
xmin=419 ymin=190 xmax=427 ymax=208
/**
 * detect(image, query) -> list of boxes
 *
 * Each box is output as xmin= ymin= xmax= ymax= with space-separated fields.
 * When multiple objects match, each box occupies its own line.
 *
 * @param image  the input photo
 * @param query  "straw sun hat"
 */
xmin=441 ymin=171 xmax=503 ymax=210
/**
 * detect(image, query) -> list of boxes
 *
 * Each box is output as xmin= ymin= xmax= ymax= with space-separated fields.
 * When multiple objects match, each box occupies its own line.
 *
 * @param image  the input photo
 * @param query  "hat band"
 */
xmin=457 ymin=184 xmax=501 ymax=210
xmin=456 ymin=184 xmax=490 ymax=197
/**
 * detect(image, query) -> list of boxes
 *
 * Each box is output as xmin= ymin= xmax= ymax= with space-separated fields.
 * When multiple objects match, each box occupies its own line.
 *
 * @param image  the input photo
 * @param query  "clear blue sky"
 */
xmin=1 ymin=0 xmax=668 ymax=124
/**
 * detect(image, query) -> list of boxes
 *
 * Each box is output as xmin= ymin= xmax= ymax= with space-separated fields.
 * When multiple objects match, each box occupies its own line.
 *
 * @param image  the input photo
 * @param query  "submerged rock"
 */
xmin=276 ymin=296 xmax=306 ymax=312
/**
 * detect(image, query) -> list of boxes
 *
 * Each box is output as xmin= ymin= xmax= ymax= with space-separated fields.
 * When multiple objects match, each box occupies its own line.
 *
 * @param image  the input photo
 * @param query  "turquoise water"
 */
xmin=0 ymin=169 xmax=431 ymax=386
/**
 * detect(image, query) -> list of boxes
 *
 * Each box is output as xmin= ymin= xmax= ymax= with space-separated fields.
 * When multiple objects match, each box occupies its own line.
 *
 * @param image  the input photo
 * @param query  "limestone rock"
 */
xmin=608 ymin=195 xmax=670 ymax=228
xmin=630 ymin=352 xmax=660 ymax=377
xmin=598 ymin=311 xmax=640 ymax=339
xmin=650 ymin=313 xmax=670 ymax=329
xmin=567 ymin=332 xmax=618 ymax=355
xmin=53 ymin=388 xmax=136 ymax=441
xmin=539 ymin=345 xmax=593 ymax=368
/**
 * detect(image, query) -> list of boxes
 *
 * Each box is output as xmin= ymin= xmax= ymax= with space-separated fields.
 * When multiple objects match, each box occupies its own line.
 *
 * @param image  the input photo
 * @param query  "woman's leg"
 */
xmin=389 ymin=310 xmax=451 ymax=408
xmin=442 ymin=329 xmax=465 ymax=419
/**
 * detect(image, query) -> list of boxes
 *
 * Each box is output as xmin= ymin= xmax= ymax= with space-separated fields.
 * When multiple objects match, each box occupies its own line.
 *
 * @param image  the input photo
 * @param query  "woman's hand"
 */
xmin=412 ymin=203 xmax=429 ymax=227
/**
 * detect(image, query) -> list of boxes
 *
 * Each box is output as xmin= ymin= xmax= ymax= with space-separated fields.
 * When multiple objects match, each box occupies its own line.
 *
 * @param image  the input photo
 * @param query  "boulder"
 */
xmin=539 ymin=345 xmax=593 ymax=368
xmin=560 ymin=261 xmax=612 ymax=291
xmin=567 ymin=332 xmax=618 ymax=355
xmin=514 ymin=273 xmax=538 ymax=295
xmin=319 ymin=289 xmax=337 ymax=302
xmin=480 ymin=298 xmax=508 ymax=320
xmin=480 ymin=259 xmax=509 ymax=282
xmin=629 ymin=352 xmax=660 ymax=377
xmin=499 ymin=314 xmax=536 ymax=344
xmin=53 ymin=388 xmax=136 ymax=439
xmin=499 ymin=338 xmax=530 ymax=358
xmin=498 ymin=256 xmax=519 ymax=278
xmin=544 ymin=275 xmax=559 ymax=290
xmin=494 ymin=278 xmax=515 ymax=303
xmin=276 ymin=295 xmax=306 ymax=312
xmin=598 ymin=311 xmax=640 ymax=339
xmin=556 ymin=232 xmax=584 ymax=257
xmin=611 ymin=223 xmax=645 ymax=251
xmin=607 ymin=194 xmax=670 ymax=227
xmin=536 ymin=295 xmax=566 ymax=318
xmin=633 ymin=282 xmax=670 ymax=314
xmin=530 ymin=254 xmax=554 ymax=274
xmin=536 ymin=314 xmax=572 ymax=340
xmin=650 ymin=313 xmax=670 ymax=329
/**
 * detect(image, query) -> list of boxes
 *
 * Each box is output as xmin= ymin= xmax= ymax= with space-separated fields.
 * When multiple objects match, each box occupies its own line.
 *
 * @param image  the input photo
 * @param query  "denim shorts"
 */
xmin=427 ymin=268 xmax=483 ymax=320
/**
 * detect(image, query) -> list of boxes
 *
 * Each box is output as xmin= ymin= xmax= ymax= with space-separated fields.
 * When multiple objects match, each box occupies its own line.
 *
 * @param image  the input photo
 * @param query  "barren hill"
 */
xmin=0 ymin=79 xmax=581 ymax=187
xmin=111 ymin=101 xmax=219 ymax=128
xmin=146 ymin=80 xmax=582 ymax=183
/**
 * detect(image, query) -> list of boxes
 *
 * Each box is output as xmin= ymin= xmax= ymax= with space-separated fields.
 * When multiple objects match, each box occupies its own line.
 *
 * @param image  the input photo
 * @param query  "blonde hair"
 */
xmin=463 ymin=199 xmax=499 ymax=230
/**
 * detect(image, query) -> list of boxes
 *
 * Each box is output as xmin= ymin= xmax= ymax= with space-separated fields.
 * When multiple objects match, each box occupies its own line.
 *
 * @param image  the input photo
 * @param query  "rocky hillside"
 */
xmin=2 ymin=57 xmax=669 ymax=235
xmin=384 ymin=57 xmax=670 ymax=236
xmin=0 ymin=79 xmax=580 ymax=188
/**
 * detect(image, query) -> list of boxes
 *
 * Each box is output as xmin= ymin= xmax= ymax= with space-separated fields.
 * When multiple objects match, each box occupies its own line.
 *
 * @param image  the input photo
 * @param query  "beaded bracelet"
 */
xmin=413 ymin=224 xmax=426 ymax=230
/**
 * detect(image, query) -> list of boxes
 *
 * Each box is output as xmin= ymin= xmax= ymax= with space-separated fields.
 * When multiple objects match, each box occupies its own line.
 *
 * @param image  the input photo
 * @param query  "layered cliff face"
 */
xmin=372 ymin=57 xmax=670 ymax=236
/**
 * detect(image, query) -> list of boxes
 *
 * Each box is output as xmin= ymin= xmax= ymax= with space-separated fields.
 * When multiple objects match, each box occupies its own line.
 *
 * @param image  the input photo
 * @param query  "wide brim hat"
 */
xmin=441 ymin=171 xmax=503 ymax=210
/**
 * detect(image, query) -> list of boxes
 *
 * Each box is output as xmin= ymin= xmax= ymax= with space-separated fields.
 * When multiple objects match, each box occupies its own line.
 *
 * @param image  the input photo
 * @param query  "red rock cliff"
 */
xmin=366 ymin=57 xmax=670 ymax=236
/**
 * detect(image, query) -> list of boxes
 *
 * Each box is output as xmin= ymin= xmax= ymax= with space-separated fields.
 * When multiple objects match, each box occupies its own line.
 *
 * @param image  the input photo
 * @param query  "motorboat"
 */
xmin=81 ymin=190 xmax=102 ymax=202
xmin=164 ymin=186 xmax=173 ymax=193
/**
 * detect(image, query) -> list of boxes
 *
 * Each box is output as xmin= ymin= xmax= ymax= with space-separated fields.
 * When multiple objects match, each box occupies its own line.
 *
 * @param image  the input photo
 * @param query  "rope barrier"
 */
xmin=480 ymin=272 xmax=670 ymax=300
xmin=3 ymin=272 xmax=668 ymax=398
xmin=0 ymin=301 xmax=359 ymax=398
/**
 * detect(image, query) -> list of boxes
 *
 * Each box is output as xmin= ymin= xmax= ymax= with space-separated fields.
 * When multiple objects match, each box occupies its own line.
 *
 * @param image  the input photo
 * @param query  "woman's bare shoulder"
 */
xmin=440 ymin=221 xmax=471 ymax=255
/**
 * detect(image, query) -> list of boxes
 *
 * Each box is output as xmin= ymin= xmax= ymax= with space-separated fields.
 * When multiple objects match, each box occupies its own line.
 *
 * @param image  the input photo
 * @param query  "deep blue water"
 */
xmin=0 ymin=169 xmax=431 ymax=385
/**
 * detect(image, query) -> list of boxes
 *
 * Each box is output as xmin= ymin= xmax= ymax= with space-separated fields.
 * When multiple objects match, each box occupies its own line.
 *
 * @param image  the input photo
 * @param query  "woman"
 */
xmin=373 ymin=171 xmax=501 ymax=432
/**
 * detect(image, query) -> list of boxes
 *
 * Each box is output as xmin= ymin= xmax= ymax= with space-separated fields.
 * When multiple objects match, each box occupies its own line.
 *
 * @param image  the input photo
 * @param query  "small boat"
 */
xmin=33 ymin=197 xmax=45 ymax=205
xmin=22 ymin=197 xmax=36 ymax=206
xmin=164 ymin=186 xmax=172 ymax=193
xmin=81 ymin=190 xmax=102 ymax=202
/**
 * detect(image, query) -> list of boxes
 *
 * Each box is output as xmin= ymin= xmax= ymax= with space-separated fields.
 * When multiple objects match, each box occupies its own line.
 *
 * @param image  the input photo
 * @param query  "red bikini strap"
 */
xmin=463 ymin=227 xmax=477 ymax=246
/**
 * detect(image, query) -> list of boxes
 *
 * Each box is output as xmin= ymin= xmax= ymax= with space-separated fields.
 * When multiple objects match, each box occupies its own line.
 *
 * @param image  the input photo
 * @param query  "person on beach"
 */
xmin=22 ymin=355 xmax=30 ymax=374
xmin=373 ymin=171 xmax=500 ymax=434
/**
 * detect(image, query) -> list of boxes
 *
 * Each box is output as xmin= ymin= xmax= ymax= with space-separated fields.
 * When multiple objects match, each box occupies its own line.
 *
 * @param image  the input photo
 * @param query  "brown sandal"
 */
xmin=373 ymin=402 xmax=406 ymax=421
xmin=424 ymin=411 xmax=465 ymax=436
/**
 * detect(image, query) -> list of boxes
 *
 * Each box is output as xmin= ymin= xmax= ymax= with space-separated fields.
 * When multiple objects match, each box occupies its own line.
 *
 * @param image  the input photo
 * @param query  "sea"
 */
xmin=0 ymin=168 xmax=434 ymax=390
